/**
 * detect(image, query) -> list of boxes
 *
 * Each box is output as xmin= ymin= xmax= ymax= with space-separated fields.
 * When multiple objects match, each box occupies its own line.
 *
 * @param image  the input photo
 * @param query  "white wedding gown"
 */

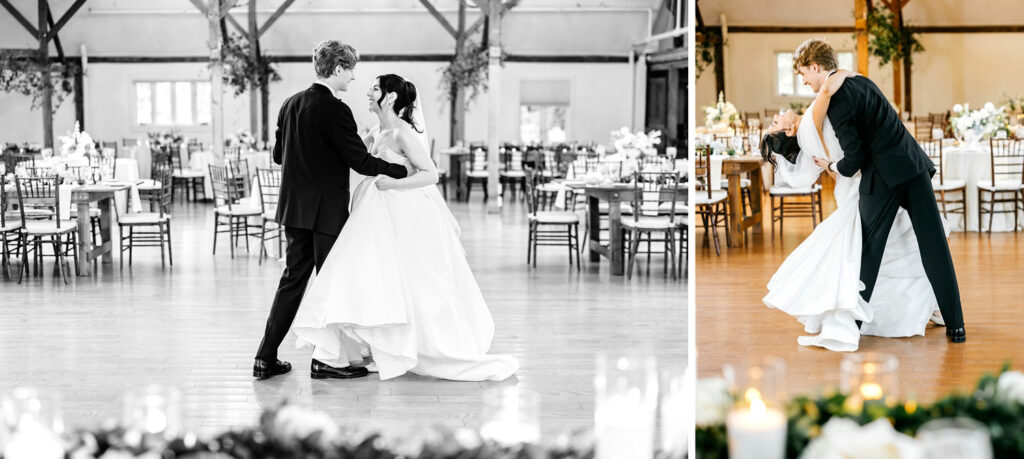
xmin=290 ymin=140 xmax=519 ymax=381
xmin=763 ymin=99 xmax=942 ymax=352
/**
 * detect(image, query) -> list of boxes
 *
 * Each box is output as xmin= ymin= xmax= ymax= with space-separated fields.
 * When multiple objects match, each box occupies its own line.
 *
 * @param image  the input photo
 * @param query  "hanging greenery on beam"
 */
xmin=863 ymin=4 xmax=924 ymax=65
xmin=438 ymin=39 xmax=505 ymax=106
xmin=695 ymin=29 xmax=722 ymax=79
xmin=218 ymin=32 xmax=280 ymax=97
xmin=0 ymin=50 xmax=76 ymax=110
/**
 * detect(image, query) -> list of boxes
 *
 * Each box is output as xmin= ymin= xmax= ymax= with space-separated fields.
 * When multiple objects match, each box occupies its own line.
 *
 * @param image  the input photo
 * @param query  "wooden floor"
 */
xmin=696 ymin=191 xmax=1024 ymax=402
xmin=0 ymin=192 xmax=685 ymax=438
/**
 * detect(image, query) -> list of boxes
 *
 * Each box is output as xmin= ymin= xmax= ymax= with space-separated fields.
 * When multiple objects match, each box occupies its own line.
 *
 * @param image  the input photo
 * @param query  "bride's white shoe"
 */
xmin=929 ymin=310 xmax=945 ymax=326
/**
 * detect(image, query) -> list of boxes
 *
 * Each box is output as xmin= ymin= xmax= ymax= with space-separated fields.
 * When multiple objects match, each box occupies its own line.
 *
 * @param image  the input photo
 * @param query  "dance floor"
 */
xmin=696 ymin=192 xmax=1024 ymax=401
xmin=0 ymin=195 xmax=686 ymax=438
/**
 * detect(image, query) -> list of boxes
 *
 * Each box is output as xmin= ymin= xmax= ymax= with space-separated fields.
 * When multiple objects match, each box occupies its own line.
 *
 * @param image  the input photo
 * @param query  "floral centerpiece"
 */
xmin=147 ymin=130 xmax=184 ymax=150
xmin=58 ymin=121 xmax=96 ymax=158
xmin=950 ymin=102 xmax=1009 ymax=147
xmin=703 ymin=92 xmax=739 ymax=132
xmin=697 ymin=364 xmax=1024 ymax=458
xmin=227 ymin=128 xmax=257 ymax=148
xmin=611 ymin=127 xmax=661 ymax=159
xmin=9 ymin=401 xmax=604 ymax=459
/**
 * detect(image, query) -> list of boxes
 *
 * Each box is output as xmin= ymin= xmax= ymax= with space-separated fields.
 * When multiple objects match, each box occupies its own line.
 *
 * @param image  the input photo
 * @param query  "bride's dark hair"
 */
xmin=759 ymin=131 xmax=800 ymax=168
xmin=376 ymin=74 xmax=422 ymax=133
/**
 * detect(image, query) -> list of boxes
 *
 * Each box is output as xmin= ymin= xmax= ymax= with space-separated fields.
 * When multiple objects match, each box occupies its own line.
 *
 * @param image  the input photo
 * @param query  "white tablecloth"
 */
xmin=943 ymin=144 xmax=1019 ymax=232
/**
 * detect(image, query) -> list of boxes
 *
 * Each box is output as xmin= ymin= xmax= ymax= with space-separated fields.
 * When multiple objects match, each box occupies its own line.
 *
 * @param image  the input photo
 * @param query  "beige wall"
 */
xmin=697 ymin=32 xmax=1024 ymax=123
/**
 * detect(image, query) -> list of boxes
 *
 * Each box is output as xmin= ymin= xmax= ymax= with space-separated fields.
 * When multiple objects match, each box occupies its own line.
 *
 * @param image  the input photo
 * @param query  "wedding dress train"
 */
xmin=291 ymin=146 xmax=519 ymax=381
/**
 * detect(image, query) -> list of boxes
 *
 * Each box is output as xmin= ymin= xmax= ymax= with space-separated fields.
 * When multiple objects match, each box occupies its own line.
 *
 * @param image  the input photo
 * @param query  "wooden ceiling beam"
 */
xmin=420 ymin=0 xmax=458 ymax=38
xmin=257 ymin=0 xmax=294 ymax=38
xmin=0 ymin=0 xmax=40 ymax=37
xmin=45 ymin=0 xmax=86 ymax=42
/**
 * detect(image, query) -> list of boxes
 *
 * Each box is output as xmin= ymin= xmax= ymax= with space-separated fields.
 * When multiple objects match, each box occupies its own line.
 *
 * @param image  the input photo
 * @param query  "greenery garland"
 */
xmin=1 ymin=402 xmax=614 ymax=459
xmin=219 ymin=33 xmax=281 ymax=97
xmin=0 ymin=50 xmax=76 ymax=110
xmin=695 ymin=29 xmax=722 ymax=79
xmin=863 ymin=5 xmax=924 ymax=66
xmin=697 ymin=364 xmax=1024 ymax=458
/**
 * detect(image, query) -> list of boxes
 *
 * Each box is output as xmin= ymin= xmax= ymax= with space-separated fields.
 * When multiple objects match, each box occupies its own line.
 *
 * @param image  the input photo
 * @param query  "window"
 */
xmin=521 ymin=106 xmax=568 ymax=144
xmin=519 ymin=80 xmax=570 ymax=144
xmin=776 ymin=51 xmax=855 ymax=97
xmin=135 ymin=81 xmax=211 ymax=126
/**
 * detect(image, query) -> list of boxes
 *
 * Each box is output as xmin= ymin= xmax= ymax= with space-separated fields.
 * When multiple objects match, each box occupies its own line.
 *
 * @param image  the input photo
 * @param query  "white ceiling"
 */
xmin=698 ymin=0 xmax=1024 ymax=26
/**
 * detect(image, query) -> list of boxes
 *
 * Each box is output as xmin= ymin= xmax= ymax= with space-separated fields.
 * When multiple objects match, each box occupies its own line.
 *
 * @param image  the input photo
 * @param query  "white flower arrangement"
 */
xmin=611 ymin=126 xmax=661 ymax=156
xmin=227 ymin=128 xmax=257 ymax=148
xmin=695 ymin=377 xmax=732 ymax=427
xmin=996 ymin=370 xmax=1024 ymax=404
xmin=799 ymin=417 xmax=922 ymax=459
xmin=950 ymin=102 xmax=1009 ymax=143
xmin=703 ymin=92 xmax=739 ymax=128
xmin=57 ymin=121 xmax=96 ymax=158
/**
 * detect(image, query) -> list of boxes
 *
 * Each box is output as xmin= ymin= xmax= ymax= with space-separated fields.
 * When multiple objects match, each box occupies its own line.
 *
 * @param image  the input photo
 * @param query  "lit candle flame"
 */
xmin=860 ymin=382 xmax=884 ymax=400
xmin=744 ymin=388 xmax=767 ymax=416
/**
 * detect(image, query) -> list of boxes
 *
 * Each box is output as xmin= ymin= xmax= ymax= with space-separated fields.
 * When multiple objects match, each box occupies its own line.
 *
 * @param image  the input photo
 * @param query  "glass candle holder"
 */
xmin=594 ymin=354 xmax=658 ymax=459
xmin=917 ymin=417 xmax=993 ymax=459
xmin=123 ymin=385 xmax=183 ymax=440
xmin=723 ymin=358 xmax=786 ymax=459
xmin=658 ymin=365 xmax=689 ymax=457
xmin=1 ymin=388 xmax=64 ymax=459
xmin=479 ymin=386 xmax=540 ymax=446
xmin=839 ymin=352 xmax=899 ymax=408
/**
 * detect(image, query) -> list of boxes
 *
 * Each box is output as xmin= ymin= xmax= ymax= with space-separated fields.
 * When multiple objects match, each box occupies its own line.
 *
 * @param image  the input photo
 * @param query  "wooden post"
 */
xmin=39 ymin=0 xmax=53 ymax=149
xmin=855 ymin=0 xmax=869 ymax=75
xmin=450 ymin=1 xmax=466 ymax=147
xmin=900 ymin=6 xmax=912 ymax=114
xmin=248 ymin=0 xmax=259 ymax=137
xmin=891 ymin=0 xmax=902 ymax=112
xmin=485 ymin=0 xmax=502 ymax=213
xmin=209 ymin=0 xmax=225 ymax=159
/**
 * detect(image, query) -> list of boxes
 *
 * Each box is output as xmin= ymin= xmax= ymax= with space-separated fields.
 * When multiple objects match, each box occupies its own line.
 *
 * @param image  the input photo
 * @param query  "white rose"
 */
xmin=695 ymin=377 xmax=731 ymax=426
xmin=800 ymin=418 xmax=923 ymax=459
xmin=952 ymin=104 xmax=964 ymax=113
xmin=273 ymin=405 xmax=340 ymax=445
xmin=997 ymin=371 xmax=1024 ymax=404
xmin=984 ymin=102 xmax=995 ymax=111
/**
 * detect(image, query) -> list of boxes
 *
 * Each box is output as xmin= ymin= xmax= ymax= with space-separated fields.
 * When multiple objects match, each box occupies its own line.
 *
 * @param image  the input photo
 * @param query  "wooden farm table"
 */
xmin=72 ymin=184 xmax=129 ymax=276
xmin=441 ymin=149 xmax=471 ymax=201
xmin=565 ymin=183 xmax=636 ymax=276
xmin=722 ymin=156 xmax=764 ymax=247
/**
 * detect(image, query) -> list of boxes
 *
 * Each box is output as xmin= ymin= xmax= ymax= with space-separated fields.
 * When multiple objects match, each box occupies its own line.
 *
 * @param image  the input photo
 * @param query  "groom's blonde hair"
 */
xmin=313 ymin=40 xmax=359 ymax=79
xmin=793 ymin=38 xmax=838 ymax=72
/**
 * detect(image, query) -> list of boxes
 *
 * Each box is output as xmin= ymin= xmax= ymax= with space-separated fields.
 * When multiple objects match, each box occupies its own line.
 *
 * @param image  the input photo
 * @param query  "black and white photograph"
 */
xmin=0 ymin=0 xmax=687 ymax=457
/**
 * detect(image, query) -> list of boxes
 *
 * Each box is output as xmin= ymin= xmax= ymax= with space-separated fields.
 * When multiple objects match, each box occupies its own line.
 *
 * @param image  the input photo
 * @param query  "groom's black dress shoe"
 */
xmin=311 ymin=359 xmax=370 ymax=379
xmin=946 ymin=327 xmax=966 ymax=343
xmin=253 ymin=358 xmax=292 ymax=379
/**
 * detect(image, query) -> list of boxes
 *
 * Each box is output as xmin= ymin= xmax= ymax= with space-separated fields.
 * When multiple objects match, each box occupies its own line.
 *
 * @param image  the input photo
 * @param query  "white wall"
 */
xmin=1 ymin=61 xmax=634 ymax=149
xmin=696 ymin=32 xmax=1024 ymax=122
xmin=0 ymin=1 xmax=651 ymax=147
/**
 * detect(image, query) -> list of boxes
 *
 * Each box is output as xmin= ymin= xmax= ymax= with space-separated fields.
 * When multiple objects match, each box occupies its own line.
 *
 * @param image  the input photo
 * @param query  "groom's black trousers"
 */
xmin=858 ymin=171 xmax=964 ymax=329
xmin=256 ymin=227 xmax=338 ymax=361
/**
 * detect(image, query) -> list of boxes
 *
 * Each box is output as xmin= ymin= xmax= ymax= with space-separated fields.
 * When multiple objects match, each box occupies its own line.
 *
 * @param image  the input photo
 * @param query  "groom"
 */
xmin=797 ymin=38 xmax=966 ymax=343
xmin=254 ymin=40 xmax=411 ymax=379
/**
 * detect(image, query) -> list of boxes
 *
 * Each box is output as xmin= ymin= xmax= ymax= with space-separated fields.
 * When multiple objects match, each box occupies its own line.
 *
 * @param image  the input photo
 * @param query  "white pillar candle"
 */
xmin=595 ymin=389 xmax=655 ymax=459
xmin=726 ymin=397 xmax=787 ymax=459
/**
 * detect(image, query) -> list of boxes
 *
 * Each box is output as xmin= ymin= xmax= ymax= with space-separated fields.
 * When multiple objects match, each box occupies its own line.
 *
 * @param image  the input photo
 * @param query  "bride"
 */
xmin=290 ymin=74 xmax=519 ymax=381
xmin=761 ymin=70 xmax=944 ymax=352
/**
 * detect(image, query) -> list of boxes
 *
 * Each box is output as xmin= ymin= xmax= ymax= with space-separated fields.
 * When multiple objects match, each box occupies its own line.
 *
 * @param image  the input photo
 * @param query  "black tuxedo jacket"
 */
xmin=828 ymin=76 xmax=934 ymax=193
xmin=273 ymin=83 xmax=407 ymax=235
